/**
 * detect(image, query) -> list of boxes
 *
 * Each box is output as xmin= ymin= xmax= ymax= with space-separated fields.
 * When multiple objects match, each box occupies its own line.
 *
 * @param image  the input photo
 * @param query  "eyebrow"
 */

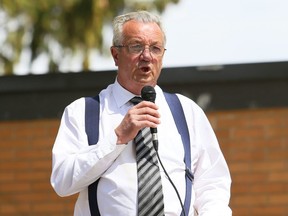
xmin=126 ymin=39 xmax=163 ymax=46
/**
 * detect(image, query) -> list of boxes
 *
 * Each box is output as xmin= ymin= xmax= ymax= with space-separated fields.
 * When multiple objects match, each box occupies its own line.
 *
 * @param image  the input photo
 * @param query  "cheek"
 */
xmin=154 ymin=58 xmax=163 ymax=71
xmin=118 ymin=57 xmax=139 ymax=79
xmin=157 ymin=58 xmax=163 ymax=68
xmin=119 ymin=55 xmax=138 ymax=68
xmin=127 ymin=58 xmax=141 ymax=74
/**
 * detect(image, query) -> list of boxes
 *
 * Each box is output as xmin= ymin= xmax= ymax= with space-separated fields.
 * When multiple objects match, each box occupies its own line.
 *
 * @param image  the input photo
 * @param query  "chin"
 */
xmin=138 ymin=80 xmax=156 ymax=87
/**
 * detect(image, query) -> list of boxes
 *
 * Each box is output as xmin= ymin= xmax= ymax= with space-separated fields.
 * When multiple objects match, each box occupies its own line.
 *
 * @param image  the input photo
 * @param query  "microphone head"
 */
xmin=141 ymin=86 xmax=156 ymax=102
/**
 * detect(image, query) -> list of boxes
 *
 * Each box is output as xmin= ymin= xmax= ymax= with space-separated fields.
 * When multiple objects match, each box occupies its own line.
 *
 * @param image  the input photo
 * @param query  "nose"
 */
xmin=140 ymin=46 xmax=153 ymax=60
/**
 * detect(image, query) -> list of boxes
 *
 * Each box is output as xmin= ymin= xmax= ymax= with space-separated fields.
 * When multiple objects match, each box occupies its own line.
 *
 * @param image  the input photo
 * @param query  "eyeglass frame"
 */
xmin=113 ymin=43 xmax=167 ymax=57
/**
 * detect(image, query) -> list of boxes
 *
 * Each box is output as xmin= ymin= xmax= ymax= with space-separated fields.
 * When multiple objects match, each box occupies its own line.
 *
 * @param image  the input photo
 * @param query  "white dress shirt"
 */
xmin=51 ymin=80 xmax=232 ymax=216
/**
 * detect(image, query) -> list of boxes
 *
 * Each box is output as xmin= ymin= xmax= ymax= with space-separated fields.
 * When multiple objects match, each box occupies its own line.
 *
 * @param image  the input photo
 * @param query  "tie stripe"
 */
xmin=130 ymin=97 xmax=164 ymax=216
xmin=135 ymin=127 xmax=165 ymax=216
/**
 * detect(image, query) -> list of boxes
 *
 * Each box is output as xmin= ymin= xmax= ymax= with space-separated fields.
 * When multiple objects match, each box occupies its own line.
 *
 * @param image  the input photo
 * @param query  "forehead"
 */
xmin=122 ymin=20 xmax=164 ymax=44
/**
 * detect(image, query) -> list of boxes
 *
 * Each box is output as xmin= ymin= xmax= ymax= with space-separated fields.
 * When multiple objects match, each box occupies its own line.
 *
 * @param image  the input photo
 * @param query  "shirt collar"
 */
xmin=112 ymin=79 xmax=163 ymax=108
xmin=112 ymin=79 xmax=137 ymax=108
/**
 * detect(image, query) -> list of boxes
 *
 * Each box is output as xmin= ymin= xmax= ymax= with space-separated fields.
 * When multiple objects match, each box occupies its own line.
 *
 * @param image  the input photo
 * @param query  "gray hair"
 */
xmin=112 ymin=11 xmax=166 ymax=46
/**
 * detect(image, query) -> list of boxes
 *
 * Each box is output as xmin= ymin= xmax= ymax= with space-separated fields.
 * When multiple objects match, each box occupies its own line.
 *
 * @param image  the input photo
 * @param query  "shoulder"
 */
xmin=62 ymin=97 xmax=86 ymax=120
xmin=66 ymin=97 xmax=86 ymax=110
xmin=174 ymin=93 xmax=204 ymax=113
xmin=56 ymin=97 xmax=87 ymax=129
xmin=173 ymin=93 xmax=209 ymax=125
xmin=65 ymin=83 xmax=114 ymax=110
xmin=156 ymin=85 xmax=204 ymax=114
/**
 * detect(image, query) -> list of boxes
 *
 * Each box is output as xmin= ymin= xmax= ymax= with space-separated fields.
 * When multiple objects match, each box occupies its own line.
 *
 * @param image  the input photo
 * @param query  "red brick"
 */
xmin=232 ymin=194 xmax=268 ymax=206
xmin=0 ymin=161 xmax=31 ymax=171
xmin=251 ymin=206 xmax=288 ymax=216
xmin=251 ymin=161 xmax=286 ymax=172
xmin=0 ymin=182 xmax=31 ymax=193
xmin=0 ymin=172 xmax=14 ymax=182
xmin=231 ymin=127 xmax=265 ymax=140
xmin=269 ymin=194 xmax=288 ymax=205
xmin=268 ymin=172 xmax=288 ymax=182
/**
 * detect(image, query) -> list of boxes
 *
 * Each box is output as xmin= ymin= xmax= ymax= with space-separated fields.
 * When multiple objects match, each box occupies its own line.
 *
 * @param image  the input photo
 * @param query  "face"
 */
xmin=111 ymin=20 xmax=165 ymax=95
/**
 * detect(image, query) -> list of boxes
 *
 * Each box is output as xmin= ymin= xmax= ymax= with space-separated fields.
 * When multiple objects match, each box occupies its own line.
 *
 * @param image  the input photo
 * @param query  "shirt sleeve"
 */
xmin=178 ymin=95 xmax=232 ymax=216
xmin=50 ymin=98 xmax=126 ymax=197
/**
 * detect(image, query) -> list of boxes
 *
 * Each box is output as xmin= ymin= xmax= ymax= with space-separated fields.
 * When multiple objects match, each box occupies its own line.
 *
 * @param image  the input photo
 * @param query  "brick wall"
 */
xmin=0 ymin=120 xmax=77 ymax=215
xmin=208 ymin=108 xmax=288 ymax=216
xmin=0 ymin=107 xmax=287 ymax=216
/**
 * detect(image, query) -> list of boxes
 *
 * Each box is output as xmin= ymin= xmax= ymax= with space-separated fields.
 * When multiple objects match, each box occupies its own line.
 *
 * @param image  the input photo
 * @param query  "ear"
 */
xmin=110 ymin=46 xmax=119 ymax=66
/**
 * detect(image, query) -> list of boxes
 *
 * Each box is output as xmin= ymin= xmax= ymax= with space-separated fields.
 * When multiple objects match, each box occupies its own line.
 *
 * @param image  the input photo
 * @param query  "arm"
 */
xmin=193 ymin=109 xmax=232 ymax=216
xmin=51 ymin=98 xmax=160 ymax=197
xmin=50 ymin=98 xmax=126 ymax=197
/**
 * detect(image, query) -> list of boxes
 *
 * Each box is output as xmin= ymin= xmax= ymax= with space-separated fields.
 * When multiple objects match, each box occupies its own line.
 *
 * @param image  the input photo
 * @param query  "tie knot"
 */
xmin=130 ymin=97 xmax=143 ymax=105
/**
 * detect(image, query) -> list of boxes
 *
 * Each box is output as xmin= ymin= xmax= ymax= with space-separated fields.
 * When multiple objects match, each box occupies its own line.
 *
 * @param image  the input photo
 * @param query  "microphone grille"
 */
xmin=141 ymin=86 xmax=156 ymax=102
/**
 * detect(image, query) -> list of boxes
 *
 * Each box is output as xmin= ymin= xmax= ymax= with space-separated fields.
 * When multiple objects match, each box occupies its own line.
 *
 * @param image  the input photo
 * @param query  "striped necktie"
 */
xmin=130 ymin=97 xmax=165 ymax=216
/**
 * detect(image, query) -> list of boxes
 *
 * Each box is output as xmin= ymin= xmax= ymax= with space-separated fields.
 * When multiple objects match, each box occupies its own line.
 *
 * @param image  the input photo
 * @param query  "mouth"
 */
xmin=139 ymin=66 xmax=151 ymax=73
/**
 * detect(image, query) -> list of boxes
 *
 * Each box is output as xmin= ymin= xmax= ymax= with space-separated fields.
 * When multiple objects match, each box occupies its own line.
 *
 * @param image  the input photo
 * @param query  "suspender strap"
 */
xmin=85 ymin=96 xmax=101 ymax=216
xmin=164 ymin=92 xmax=193 ymax=216
xmin=85 ymin=93 xmax=193 ymax=216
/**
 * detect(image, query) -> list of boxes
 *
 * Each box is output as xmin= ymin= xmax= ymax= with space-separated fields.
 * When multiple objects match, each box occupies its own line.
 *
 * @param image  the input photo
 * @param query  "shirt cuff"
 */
xmin=95 ymin=131 xmax=126 ymax=159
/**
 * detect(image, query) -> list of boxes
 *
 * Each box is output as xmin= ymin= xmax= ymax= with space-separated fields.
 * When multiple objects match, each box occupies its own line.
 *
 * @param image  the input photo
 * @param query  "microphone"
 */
xmin=141 ymin=86 xmax=158 ymax=151
xmin=141 ymin=86 xmax=186 ymax=215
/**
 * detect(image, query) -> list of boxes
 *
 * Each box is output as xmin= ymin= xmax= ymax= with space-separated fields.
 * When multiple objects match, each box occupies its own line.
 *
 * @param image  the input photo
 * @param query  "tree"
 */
xmin=0 ymin=0 xmax=179 ymax=75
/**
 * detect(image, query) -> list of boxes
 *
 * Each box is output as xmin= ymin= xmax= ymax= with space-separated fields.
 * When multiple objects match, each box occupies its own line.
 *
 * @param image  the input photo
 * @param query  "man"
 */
xmin=51 ymin=11 xmax=232 ymax=216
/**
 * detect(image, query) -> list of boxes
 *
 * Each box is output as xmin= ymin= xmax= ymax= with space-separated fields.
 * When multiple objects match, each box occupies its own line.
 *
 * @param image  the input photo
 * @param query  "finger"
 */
xmin=134 ymin=101 xmax=159 ymax=110
xmin=138 ymin=113 xmax=160 ymax=124
xmin=131 ymin=105 xmax=160 ymax=119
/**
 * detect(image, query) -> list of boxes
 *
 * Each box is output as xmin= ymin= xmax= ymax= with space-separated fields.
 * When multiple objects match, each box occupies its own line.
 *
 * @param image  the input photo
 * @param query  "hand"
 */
xmin=115 ymin=101 xmax=160 ymax=144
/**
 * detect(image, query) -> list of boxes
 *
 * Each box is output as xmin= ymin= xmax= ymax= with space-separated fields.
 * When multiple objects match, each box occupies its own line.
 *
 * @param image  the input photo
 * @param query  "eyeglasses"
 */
xmin=114 ymin=44 xmax=166 ymax=57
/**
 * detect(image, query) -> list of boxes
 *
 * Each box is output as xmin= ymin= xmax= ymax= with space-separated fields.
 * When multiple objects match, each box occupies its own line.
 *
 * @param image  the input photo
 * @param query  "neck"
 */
xmin=117 ymin=78 xmax=156 ymax=95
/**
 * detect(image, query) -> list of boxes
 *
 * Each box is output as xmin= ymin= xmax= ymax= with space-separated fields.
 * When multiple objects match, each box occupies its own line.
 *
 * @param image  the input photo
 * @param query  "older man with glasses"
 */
xmin=51 ymin=10 xmax=232 ymax=216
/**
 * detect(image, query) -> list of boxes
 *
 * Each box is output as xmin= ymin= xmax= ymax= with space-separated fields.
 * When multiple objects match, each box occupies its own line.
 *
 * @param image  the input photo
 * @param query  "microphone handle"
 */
xmin=150 ymin=127 xmax=157 ymax=134
xmin=150 ymin=128 xmax=158 ymax=151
